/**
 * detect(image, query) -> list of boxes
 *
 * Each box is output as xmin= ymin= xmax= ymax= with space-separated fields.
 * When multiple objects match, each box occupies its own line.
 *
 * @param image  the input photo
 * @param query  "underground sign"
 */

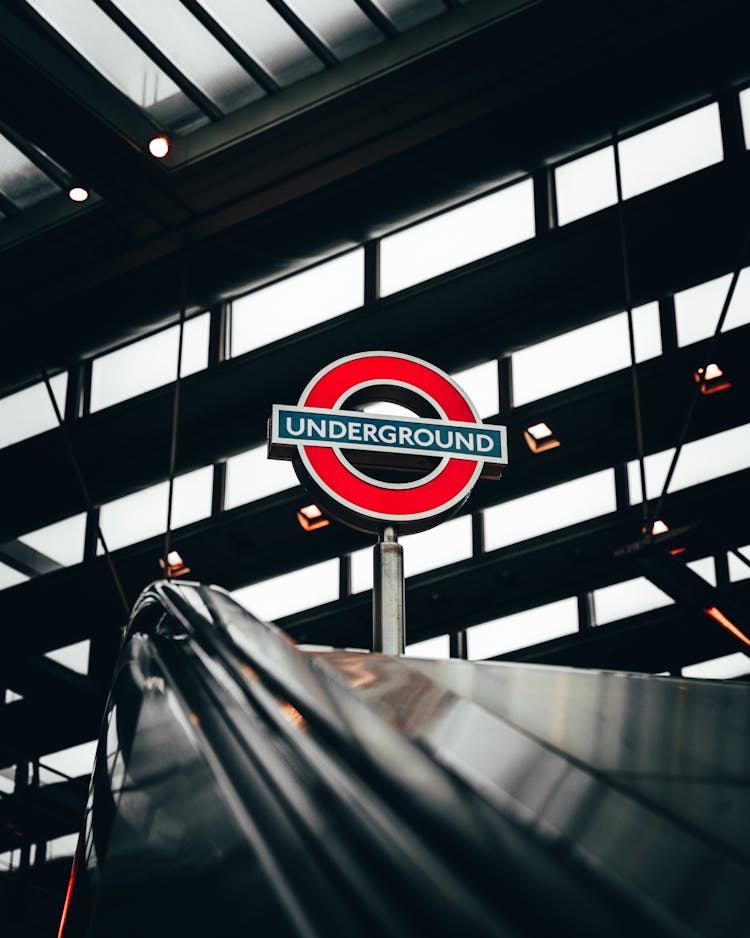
xmin=268 ymin=351 xmax=508 ymax=534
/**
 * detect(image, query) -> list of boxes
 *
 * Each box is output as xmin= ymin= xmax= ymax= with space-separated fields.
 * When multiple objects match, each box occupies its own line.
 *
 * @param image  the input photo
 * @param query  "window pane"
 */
xmin=231 ymin=250 xmax=364 ymax=357
xmin=90 ymin=313 xmax=209 ymax=412
xmin=46 ymin=834 xmax=79 ymax=860
xmin=0 ymin=373 xmax=66 ymax=450
xmin=18 ymin=513 xmax=86 ymax=567
xmin=619 ymin=103 xmax=723 ymax=200
xmin=593 ymin=577 xmax=673 ymax=626
xmin=224 ymin=444 xmax=298 ymax=510
xmin=686 ymin=556 xmax=716 ymax=586
xmin=370 ymin=0 xmax=445 ymax=30
xmin=232 ymin=558 xmax=339 ymax=620
xmin=99 ymin=466 xmax=213 ymax=551
xmin=196 ymin=0 xmax=322 ymax=87
xmin=27 ymin=0 xmax=207 ymax=133
xmin=484 ymin=469 xmax=617 ymax=552
xmin=683 ymin=653 xmax=750 ymax=680
xmin=113 ymin=0 xmax=264 ymax=113
xmin=674 ymin=267 xmax=750 ymax=347
xmin=0 ymin=134 xmax=59 ymax=210
xmin=728 ymin=546 xmax=750 ymax=583
xmin=40 ymin=740 xmax=97 ymax=785
xmin=45 ymin=640 xmax=90 ymax=675
xmin=627 ymin=423 xmax=750 ymax=503
xmin=0 ymin=561 xmax=28 ymax=591
xmin=512 ymin=303 xmax=660 ymax=406
xmin=740 ymin=87 xmax=750 ymax=149
xmin=282 ymin=0 xmax=382 ymax=59
xmin=452 ymin=361 xmax=499 ymax=418
xmin=555 ymin=145 xmax=617 ymax=226
xmin=380 ymin=179 xmax=535 ymax=296
xmin=405 ymin=634 xmax=450 ymax=658
xmin=467 ymin=597 xmax=578 ymax=660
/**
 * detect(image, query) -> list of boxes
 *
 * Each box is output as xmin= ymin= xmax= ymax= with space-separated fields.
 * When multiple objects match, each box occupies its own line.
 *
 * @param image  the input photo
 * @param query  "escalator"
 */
xmin=59 ymin=581 xmax=750 ymax=937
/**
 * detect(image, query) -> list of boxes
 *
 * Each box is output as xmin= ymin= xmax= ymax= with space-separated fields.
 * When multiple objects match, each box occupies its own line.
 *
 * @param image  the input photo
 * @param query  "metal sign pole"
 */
xmin=372 ymin=525 xmax=405 ymax=655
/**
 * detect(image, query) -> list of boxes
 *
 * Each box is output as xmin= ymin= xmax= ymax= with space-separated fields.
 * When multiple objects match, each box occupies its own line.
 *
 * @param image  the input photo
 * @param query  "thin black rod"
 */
xmin=612 ymin=132 xmax=649 ymax=529
xmin=163 ymin=236 xmax=190 ymax=574
xmin=730 ymin=548 xmax=750 ymax=571
xmin=351 ymin=0 xmax=398 ymax=37
xmin=265 ymin=0 xmax=338 ymax=67
xmin=37 ymin=367 xmax=129 ymax=616
xmin=178 ymin=0 xmax=279 ymax=94
xmin=91 ymin=0 xmax=223 ymax=121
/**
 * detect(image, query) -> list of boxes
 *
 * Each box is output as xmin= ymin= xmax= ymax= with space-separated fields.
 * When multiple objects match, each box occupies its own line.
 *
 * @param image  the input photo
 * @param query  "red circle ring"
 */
xmin=294 ymin=352 xmax=483 ymax=533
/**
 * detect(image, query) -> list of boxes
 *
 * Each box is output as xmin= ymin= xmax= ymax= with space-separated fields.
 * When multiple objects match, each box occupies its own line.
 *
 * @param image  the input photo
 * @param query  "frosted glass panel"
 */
xmin=593 ymin=577 xmax=673 ymax=626
xmin=40 ymin=740 xmax=97 ymax=785
xmin=674 ymin=267 xmax=750 ymax=347
xmin=683 ymin=653 xmax=750 ymax=680
xmin=467 ymin=597 xmax=578 ymax=659
xmin=686 ymin=556 xmax=716 ymax=586
xmin=555 ymin=146 xmax=617 ymax=226
xmin=380 ymin=179 xmax=535 ymax=296
xmin=0 ymin=561 xmax=28 ymax=591
xmin=405 ymin=634 xmax=450 ymax=659
xmin=740 ymin=87 xmax=750 ymax=149
xmin=232 ymin=558 xmax=339 ymax=620
xmin=19 ymin=513 xmax=86 ymax=567
xmin=728 ymin=546 xmax=750 ymax=583
xmin=231 ymin=250 xmax=364 ymax=356
xmin=619 ymin=103 xmax=723 ymax=199
xmin=224 ymin=444 xmax=298 ymax=510
xmin=627 ymin=423 xmax=750 ymax=503
xmin=46 ymin=833 xmax=79 ymax=860
xmin=0 ymin=373 xmax=66 ymax=450
xmin=452 ymin=361 xmax=499 ymax=418
xmin=512 ymin=304 xmax=660 ymax=406
xmin=91 ymin=313 xmax=209 ymax=411
xmin=45 ymin=640 xmax=90 ymax=675
xmin=484 ymin=470 xmax=617 ymax=552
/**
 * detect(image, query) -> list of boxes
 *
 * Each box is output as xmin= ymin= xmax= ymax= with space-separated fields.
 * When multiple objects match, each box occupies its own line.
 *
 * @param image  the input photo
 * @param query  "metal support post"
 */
xmin=372 ymin=525 xmax=405 ymax=655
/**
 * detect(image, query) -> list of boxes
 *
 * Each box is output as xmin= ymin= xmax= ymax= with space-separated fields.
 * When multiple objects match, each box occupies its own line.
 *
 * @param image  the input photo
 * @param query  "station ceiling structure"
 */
xmin=0 ymin=0 xmax=750 ymax=918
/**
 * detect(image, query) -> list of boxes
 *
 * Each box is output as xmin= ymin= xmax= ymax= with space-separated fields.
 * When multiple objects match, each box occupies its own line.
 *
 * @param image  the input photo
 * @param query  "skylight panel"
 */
xmin=18 ymin=513 xmax=87 ymax=567
xmin=0 ymin=134 xmax=59 ymax=210
xmin=282 ymin=0 xmax=383 ymax=60
xmin=232 ymin=558 xmax=339 ymax=620
xmin=0 ymin=561 xmax=28 ymax=591
xmin=0 ymin=373 xmax=66 ymax=450
xmin=196 ymin=0 xmax=322 ymax=87
xmin=112 ymin=0 xmax=264 ymax=114
xmin=26 ymin=0 xmax=208 ymax=133
xmin=555 ymin=145 xmax=618 ymax=226
xmin=224 ymin=443 xmax=298 ymax=510
xmin=673 ymin=267 xmax=750 ymax=347
xmin=405 ymin=634 xmax=450 ymax=658
xmin=592 ymin=577 xmax=673 ymax=626
xmin=467 ymin=597 xmax=578 ymax=660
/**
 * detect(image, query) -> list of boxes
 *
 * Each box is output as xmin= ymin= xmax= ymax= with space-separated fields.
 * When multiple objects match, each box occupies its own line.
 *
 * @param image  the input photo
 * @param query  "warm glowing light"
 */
xmin=68 ymin=186 xmax=89 ymax=202
xmin=148 ymin=135 xmax=170 ymax=158
xmin=651 ymin=519 xmax=669 ymax=535
xmin=524 ymin=422 xmax=560 ymax=453
xmin=704 ymin=606 xmax=750 ymax=648
xmin=694 ymin=362 xmax=731 ymax=395
xmin=704 ymin=363 xmax=723 ymax=380
xmin=57 ymin=851 xmax=78 ymax=938
xmin=526 ymin=422 xmax=552 ymax=440
xmin=296 ymin=504 xmax=329 ymax=531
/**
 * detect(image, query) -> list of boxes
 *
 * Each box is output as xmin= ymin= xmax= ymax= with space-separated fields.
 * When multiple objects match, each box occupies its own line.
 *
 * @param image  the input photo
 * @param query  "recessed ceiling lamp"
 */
xmin=148 ymin=135 xmax=170 ymax=159
xmin=297 ymin=504 xmax=329 ymax=532
xmin=651 ymin=519 xmax=669 ymax=536
xmin=694 ymin=362 xmax=731 ymax=396
xmin=523 ymin=421 xmax=560 ymax=453
xmin=68 ymin=186 xmax=89 ymax=202
xmin=158 ymin=549 xmax=190 ymax=577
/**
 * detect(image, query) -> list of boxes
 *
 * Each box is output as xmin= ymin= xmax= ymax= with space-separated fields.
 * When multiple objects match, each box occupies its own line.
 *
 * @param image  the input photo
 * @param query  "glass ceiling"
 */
xmin=23 ymin=0 xmax=459 ymax=134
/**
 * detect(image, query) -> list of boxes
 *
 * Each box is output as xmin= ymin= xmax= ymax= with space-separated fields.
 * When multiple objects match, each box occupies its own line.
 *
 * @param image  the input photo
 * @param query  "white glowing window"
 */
xmin=40 ymin=740 xmax=97 ymax=785
xmin=18 ymin=513 xmax=87 ymax=567
xmin=484 ymin=469 xmax=617 ymax=552
xmin=686 ymin=556 xmax=716 ymax=586
xmin=593 ymin=577 xmax=673 ymax=626
xmin=0 ymin=373 xmax=66 ymax=450
xmin=683 ymin=653 xmax=750 ymax=680
xmin=512 ymin=304 xmax=661 ymax=406
xmin=0 ymin=561 xmax=28 ymax=591
xmin=380 ymin=178 xmax=535 ymax=296
xmin=99 ymin=466 xmax=213 ymax=551
xmin=728 ymin=546 xmax=750 ymax=583
xmin=4 ymin=690 xmax=23 ymax=704
xmin=405 ymin=634 xmax=450 ymax=659
xmin=232 ymin=558 xmax=339 ymax=620
xmin=350 ymin=514 xmax=472 ymax=593
xmin=741 ymin=87 xmax=750 ymax=149
xmin=618 ymin=103 xmax=723 ymax=199
xmin=452 ymin=361 xmax=499 ymax=418
xmin=45 ymin=640 xmax=90 ymax=675
xmin=627 ymin=423 xmax=750 ymax=503
xmin=224 ymin=444 xmax=298 ymax=510
xmin=467 ymin=597 xmax=578 ymax=660
xmin=673 ymin=267 xmax=750 ymax=347
xmin=90 ymin=313 xmax=209 ymax=412
xmin=555 ymin=145 xmax=618 ymax=226
xmin=231 ymin=250 xmax=364 ymax=357
xmin=0 ymin=769 xmax=13 ymax=795
xmin=46 ymin=833 xmax=79 ymax=860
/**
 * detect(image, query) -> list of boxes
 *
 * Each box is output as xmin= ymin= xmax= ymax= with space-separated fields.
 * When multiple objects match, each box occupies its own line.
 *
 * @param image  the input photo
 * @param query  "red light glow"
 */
xmin=57 ymin=850 xmax=78 ymax=938
xmin=703 ymin=606 xmax=750 ymax=648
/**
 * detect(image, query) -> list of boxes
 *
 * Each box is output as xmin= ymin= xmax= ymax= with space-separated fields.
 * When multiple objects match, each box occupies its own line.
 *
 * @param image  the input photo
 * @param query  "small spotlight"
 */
xmin=296 ymin=504 xmax=329 ymax=532
xmin=523 ymin=421 xmax=560 ymax=454
xmin=651 ymin=519 xmax=669 ymax=536
xmin=148 ymin=135 xmax=170 ymax=159
xmin=694 ymin=362 xmax=731 ymax=396
xmin=68 ymin=186 xmax=89 ymax=202
xmin=158 ymin=549 xmax=190 ymax=577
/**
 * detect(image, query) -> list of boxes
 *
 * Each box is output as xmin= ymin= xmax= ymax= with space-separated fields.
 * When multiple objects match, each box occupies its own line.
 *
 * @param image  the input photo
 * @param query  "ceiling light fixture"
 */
xmin=523 ymin=421 xmax=560 ymax=453
xmin=650 ymin=519 xmax=669 ymax=536
xmin=158 ymin=549 xmax=190 ymax=577
xmin=296 ymin=504 xmax=329 ymax=532
xmin=148 ymin=135 xmax=170 ymax=159
xmin=694 ymin=362 xmax=731 ymax=396
xmin=68 ymin=186 xmax=89 ymax=202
